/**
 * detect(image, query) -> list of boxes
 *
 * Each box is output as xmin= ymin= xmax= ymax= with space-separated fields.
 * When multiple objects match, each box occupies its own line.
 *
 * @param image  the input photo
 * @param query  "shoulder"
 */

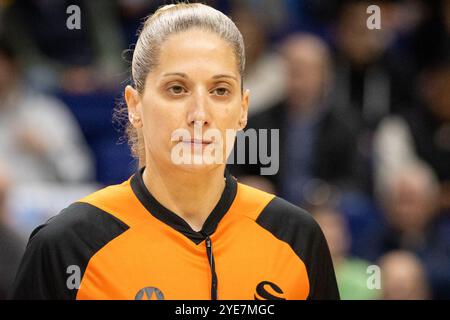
xmin=10 ymin=185 xmax=131 ymax=299
xmin=251 ymin=195 xmax=339 ymax=300
xmin=236 ymin=182 xmax=321 ymax=241
xmin=10 ymin=198 xmax=129 ymax=299
xmin=29 ymin=186 xmax=130 ymax=251
xmin=256 ymin=196 xmax=322 ymax=245
xmin=237 ymin=182 xmax=327 ymax=262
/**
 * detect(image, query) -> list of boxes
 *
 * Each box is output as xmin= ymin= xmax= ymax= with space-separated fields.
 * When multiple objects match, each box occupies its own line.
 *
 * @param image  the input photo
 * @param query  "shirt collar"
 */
xmin=130 ymin=167 xmax=237 ymax=244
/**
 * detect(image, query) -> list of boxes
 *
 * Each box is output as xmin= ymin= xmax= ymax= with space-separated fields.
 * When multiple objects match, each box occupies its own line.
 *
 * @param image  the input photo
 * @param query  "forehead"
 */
xmin=153 ymin=28 xmax=239 ymax=76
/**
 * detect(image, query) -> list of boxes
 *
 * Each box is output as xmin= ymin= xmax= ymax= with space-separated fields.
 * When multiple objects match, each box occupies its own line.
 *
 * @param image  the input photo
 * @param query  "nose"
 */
xmin=186 ymin=89 xmax=210 ymax=127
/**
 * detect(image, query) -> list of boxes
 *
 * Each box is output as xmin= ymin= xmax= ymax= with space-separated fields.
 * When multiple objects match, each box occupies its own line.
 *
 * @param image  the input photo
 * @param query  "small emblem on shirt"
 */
xmin=135 ymin=287 xmax=165 ymax=300
xmin=254 ymin=281 xmax=286 ymax=300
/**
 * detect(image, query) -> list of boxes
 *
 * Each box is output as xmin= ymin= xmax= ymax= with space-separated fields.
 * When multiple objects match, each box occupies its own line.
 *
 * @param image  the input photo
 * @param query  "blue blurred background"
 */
xmin=0 ymin=0 xmax=449 ymax=300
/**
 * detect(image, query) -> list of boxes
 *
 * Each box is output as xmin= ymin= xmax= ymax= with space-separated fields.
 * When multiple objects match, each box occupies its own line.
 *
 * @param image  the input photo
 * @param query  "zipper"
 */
xmin=204 ymin=235 xmax=218 ymax=300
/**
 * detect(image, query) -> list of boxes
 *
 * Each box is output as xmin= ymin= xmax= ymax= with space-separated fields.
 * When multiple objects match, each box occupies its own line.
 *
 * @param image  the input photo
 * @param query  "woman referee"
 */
xmin=10 ymin=3 xmax=339 ymax=300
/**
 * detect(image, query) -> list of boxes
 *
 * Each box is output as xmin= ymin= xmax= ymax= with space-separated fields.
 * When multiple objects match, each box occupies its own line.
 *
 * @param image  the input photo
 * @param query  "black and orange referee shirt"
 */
xmin=10 ymin=168 xmax=340 ymax=300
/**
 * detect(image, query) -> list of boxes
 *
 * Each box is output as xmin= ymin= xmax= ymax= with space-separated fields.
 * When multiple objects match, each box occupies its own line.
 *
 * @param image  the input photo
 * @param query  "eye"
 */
xmin=212 ymin=87 xmax=230 ymax=96
xmin=168 ymin=85 xmax=187 ymax=95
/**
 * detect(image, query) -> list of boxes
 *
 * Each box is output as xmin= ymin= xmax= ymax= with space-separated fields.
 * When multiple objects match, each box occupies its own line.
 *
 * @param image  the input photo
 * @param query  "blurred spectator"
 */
xmin=231 ymin=5 xmax=286 ymax=115
xmin=229 ymin=0 xmax=290 ymax=40
xmin=379 ymin=250 xmax=430 ymax=300
xmin=362 ymin=161 xmax=450 ymax=299
xmin=117 ymin=0 xmax=166 ymax=48
xmin=313 ymin=206 xmax=379 ymax=300
xmin=376 ymin=162 xmax=439 ymax=252
xmin=0 ymin=0 xmax=447 ymax=301
xmin=0 ymin=166 xmax=25 ymax=300
xmin=230 ymin=33 xmax=360 ymax=208
xmin=1 ymin=0 xmax=125 ymax=92
xmin=0 ymin=38 xmax=94 ymax=183
xmin=374 ymin=57 xmax=450 ymax=212
xmin=331 ymin=0 xmax=415 ymax=127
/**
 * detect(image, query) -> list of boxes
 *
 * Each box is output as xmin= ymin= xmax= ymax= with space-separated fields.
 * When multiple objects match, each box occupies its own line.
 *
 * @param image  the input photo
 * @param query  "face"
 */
xmin=338 ymin=2 xmax=387 ymax=66
xmin=283 ymin=40 xmax=329 ymax=108
xmin=386 ymin=175 xmax=435 ymax=234
xmin=380 ymin=252 xmax=429 ymax=300
xmin=126 ymin=28 xmax=249 ymax=173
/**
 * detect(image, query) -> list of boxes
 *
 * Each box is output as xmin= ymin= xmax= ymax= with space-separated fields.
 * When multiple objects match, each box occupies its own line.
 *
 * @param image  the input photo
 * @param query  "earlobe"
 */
xmin=129 ymin=113 xmax=142 ymax=127
xmin=239 ymin=119 xmax=247 ymax=130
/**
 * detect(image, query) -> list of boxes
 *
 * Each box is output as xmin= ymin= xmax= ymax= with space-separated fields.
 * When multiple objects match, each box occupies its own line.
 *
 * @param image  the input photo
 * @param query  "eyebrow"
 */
xmin=212 ymin=74 xmax=238 ymax=81
xmin=162 ymin=72 xmax=238 ymax=82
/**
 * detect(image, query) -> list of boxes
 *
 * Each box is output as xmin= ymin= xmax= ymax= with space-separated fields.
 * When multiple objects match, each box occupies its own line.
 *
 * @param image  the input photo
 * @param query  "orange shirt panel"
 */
xmin=75 ymin=178 xmax=310 ymax=300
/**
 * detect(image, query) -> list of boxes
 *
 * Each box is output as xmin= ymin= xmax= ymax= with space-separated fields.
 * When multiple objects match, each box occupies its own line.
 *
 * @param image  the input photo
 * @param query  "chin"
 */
xmin=173 ymin=161 xmax=223 ymax=174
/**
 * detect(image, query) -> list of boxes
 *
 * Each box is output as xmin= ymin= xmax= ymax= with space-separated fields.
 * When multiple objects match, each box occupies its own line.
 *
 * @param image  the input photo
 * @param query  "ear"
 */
xmin=125 ymin=85 xmax=143 ymax=128
xmin=238 ymin=89 xmax=250 ymax=130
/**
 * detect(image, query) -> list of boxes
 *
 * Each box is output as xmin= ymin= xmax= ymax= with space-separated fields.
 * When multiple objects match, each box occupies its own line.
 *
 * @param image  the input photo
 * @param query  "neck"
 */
xmin=142 ymin=160 xmax=226 ymax=232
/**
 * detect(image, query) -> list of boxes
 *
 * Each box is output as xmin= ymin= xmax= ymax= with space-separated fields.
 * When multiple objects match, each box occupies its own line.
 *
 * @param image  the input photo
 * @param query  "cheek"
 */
xmin=215 ymin=108 xmax=239 ymax=132
xmin=141 ymin=95 xmax=178 ymax=140
xmin=220 ymin=98 xmax=242 ymax=124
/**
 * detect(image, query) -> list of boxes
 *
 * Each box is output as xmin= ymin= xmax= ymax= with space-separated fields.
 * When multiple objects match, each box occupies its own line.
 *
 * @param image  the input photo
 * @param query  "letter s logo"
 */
xmin=254 ymin=281 xmax=286 ymax=300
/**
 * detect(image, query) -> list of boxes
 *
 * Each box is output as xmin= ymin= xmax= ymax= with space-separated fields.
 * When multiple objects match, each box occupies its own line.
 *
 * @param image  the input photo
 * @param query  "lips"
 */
xmin=181 ymin=139 xmax=212 ymax=145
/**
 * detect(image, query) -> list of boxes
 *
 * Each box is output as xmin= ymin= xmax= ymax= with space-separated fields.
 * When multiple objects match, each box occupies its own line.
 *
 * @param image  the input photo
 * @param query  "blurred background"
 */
xmin=0 ymin=0 xmax=449 ymax=300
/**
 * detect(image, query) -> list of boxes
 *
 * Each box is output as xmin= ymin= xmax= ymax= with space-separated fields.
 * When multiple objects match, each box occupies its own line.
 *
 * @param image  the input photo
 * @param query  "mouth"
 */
xmin=180 ymin=139 xmax=213 ymax=145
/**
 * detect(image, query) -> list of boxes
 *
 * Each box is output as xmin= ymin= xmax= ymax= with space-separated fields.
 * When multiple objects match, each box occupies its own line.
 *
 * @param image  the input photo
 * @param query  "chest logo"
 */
xmin=254 ymin=281 xmax=286 ymax=300
xmin=135 ymin=287 xmax=165 ymax=300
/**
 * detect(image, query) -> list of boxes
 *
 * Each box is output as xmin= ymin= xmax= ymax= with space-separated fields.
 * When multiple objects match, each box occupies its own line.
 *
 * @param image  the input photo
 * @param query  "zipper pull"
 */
xmin=203 ymin=234 xmax=218 ymax=300
xmin=205 ymin=236 xmax=213 ymax=262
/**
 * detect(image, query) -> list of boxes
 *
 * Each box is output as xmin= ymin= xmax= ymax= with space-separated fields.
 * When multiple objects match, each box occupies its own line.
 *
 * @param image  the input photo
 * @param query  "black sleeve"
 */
xmin=303 ymin=218 xmax=340 ymax=300
xmin=8 ymin=223 xmax=69 ymax=299
xmin=256 ymin=197 xmax=340 ymax=300
xmin=8 ymin=202 xmax=129 ymax=300
xmin=0 ymin=226 xmax=26 ymax=299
